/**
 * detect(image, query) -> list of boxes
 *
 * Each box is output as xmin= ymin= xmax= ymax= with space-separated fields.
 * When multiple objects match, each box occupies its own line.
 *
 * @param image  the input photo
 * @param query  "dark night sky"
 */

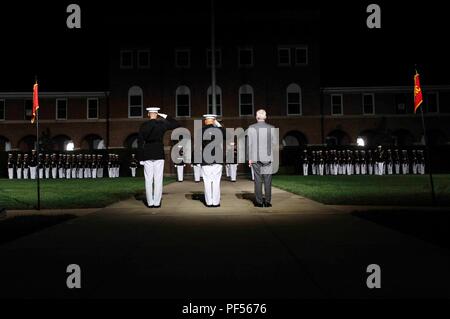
xmin=0 ymin=0 xmax=448 ymax=91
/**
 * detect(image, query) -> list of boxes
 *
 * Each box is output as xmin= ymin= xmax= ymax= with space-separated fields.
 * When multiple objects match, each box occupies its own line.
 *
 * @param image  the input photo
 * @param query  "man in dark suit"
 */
xmin=138 ymin=107 xmax=180 ymax=208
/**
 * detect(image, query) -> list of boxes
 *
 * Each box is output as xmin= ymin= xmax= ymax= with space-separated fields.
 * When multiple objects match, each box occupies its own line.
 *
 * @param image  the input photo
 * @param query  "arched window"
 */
xmin=239 ymin=84 xmax=254 ymax=116
xmin=128 ymin=86 xmax=143 ymax=118
xmin=176 ymin=85 xmax=191 ymax=117
xmin=286 ymin=83 xmax=302 ymax=115
xmin=207 ymin=85 xmax=222 ymax=115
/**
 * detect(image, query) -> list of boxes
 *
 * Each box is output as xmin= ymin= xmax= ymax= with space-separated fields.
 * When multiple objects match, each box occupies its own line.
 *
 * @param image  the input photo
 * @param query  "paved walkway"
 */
xmin=0 ymin=179 xmax=449 ymax=298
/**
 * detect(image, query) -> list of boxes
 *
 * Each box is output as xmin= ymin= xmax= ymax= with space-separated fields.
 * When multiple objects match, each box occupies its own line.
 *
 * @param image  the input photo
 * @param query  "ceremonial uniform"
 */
xmin=16 ymin=154 xmax=23 ymax=179
xmin=411 ymin=150 xmax=418 ymax=175
xmin=375 ymin=146 xmax=385 ymax=175
xmin=23 ymin=154 xmax=30 ymax=179
xmin=386 ymin=150 xmax=393 ymax=175
xmin=360 ymin=151 xmax=367 ymax=175
xmin=401 ymin=150 xmax=409 ymax=174
xmin=174 ymin=146 xmax=185 ymax=182
xmin=354 ymin=151 xmax=361 ymax=175
xmin=394 ymin=150 xmax=401 ymax=175
xmin=51 ymin=154 xmax=58 ymax=179
xmin=58 ymin=155 xmax=65 ymax=179
xmin=138 ymin=107 xmax=180 ymax=208
xmin=97 ymin=155 xmax=104 ymax=178
xmin=200 ymin=114 xmax=225 ymax=207
xmin=228 ymin=143 xmax=238 ymax=182
xmin=44 ymin=154 xmax=51 ymax=179
xmin=130 ymin=154 xmax=138 ymax=177
xmin=71 ymin=155 xmax=77 ymax=179
xmin=302 ymin=150 xmax=309 ymax=176
xmin=7 ymin=154 xmax=14 ymax=179
xmin=38 ymin=153 xmax=44 ymax=179
xmin=29 ymin=150 xmax=38 ymax=180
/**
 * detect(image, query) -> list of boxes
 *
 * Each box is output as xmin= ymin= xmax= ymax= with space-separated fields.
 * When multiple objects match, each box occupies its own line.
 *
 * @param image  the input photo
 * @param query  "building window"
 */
xmin=425 ymin=92 xmax=439 ymax=113
xmin=295 ymin=46 xmax=308 ymax=65
xmin=238 ymin=47 xmax=253 ymax=67
xmin=176 ymin=85 xmax=191 ymax=117
xmin=286 ymin=83 xmax=302 ymax=115
xmin=239 ymin=84 xmax=254 ymax=116
xmin=137 ymin=50 xmax=150 ymax=68
xmin=128 ymin=86 xmax=143 ymax=118
xmin=87 ymin=98 xmax=99 ymax=119
xmin=24 ymin=99 xmax=33 ymax=121
xmin=395 ymin=94 xmax=406 ymax=114
xmin=0 ymin=99 xmax=5 ymax=120
xmin=175 ymin=49 xmax=190 ymax=68
xmin=331 ymin=94 xmax=343 ymax=115
xmin=362 ymin=93 xmax=375 ymax=115
xmin=206 ymin=49 xmax=221 ymax=68
xmin=278 ymin=47 xmax=291 ymax=66
xmin=56 ymin=99 xmax=68 ymax=120
xmin=120 ymin=50 xmax=133 ymax=69
xmin=207 ymin=85 xmax=222 ymax=115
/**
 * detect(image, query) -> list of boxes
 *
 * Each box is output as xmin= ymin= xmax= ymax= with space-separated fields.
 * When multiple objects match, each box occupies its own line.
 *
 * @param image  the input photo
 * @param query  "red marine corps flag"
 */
xmin=31 ymin=81 xmax=39 ymax=123
xmin=414 ymin=71 xmax=423 ymax=113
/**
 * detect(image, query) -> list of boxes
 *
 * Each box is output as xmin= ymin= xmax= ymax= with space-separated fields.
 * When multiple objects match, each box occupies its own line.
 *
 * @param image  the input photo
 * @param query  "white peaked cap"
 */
xmin=203 ymin=114 xmax=217 ymax=119
xmin=146 ymin=107 xmax=160 ymax=112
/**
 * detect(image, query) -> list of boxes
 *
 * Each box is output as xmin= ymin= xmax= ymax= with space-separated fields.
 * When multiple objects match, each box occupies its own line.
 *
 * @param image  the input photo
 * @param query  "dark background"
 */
xmin=0 ymin=0 xmax=448 ymax=91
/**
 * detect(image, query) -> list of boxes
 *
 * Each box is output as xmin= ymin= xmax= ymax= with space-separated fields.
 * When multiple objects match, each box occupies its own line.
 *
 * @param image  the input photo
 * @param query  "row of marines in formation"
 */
xmin=6 ymin=150 xmax=140 ymax=180
xmin=299 ymin=147 xmax=426 ymax=176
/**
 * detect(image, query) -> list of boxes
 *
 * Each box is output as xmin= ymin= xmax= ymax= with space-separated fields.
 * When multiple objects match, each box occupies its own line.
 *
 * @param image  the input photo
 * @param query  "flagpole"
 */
xmin=415 ymin=67 xmax=436 ymax=205
xmin=35 ymin=76 xmax=41 ymax=210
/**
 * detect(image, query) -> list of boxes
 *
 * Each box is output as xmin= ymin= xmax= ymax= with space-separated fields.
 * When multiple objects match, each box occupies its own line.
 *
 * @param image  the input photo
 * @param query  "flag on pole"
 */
xmin=414 ymin=71 xmax=423 ymax=113
xmin=31 ymin=81 xmax=39 ymax=123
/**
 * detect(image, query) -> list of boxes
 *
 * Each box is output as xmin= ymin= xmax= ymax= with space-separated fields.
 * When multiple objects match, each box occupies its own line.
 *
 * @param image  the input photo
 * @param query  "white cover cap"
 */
xmin=146 ymin=107 xmax=160 ymax=112
xmin=203 ymin=114 xmax=217 ymax=119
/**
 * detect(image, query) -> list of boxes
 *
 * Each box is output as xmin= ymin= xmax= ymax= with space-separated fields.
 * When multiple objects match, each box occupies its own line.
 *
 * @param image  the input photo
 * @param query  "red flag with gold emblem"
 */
xmin=414 ymin=71 xmax=423 ymax=113
xmin=31 ymin=81 xmax=39 ymax=123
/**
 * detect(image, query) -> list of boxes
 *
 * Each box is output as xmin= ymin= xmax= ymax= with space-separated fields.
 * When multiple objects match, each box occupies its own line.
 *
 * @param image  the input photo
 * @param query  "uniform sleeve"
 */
xmin=164 ymin=116 xmax=181 ymax=130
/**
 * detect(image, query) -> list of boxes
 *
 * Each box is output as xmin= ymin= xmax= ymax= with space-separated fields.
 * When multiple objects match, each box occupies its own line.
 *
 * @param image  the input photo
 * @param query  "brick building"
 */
xmin=1 ymin=8 xmax=449 ymax=174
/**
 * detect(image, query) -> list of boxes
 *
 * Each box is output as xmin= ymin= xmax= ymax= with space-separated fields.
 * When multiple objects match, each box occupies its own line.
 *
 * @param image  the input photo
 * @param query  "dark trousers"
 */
xmin=252 ymin=162 xmax=272 ymax=204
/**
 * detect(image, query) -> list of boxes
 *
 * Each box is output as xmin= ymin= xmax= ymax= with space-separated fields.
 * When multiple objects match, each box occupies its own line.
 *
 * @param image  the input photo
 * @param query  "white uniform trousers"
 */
xmin=250 ymin=165 xmax=255 ymax=181
xmin=225 ymin=164 xmax=230 ymax=177
xmin=45 ymin=168 xmax=50 ymax=179
xmin=176 ymin=165 xmax=184 ymax=182
xmin=77 ymin=168 xmax=83 ymax=179
xmin=361 ymin=164 xmax=367 ymax=175
xmin=52 ymin=168 xmax=58 ymax=179
xmin=376 ymin=162 xmax=384 ymax=175
xmin=229 ymin=164 xmax=238 ymax=181
xmin=130 ymin=167 xmax=136 ymax=177
xmin=311 ymin=164 xmax=317 ymax=175
xmin=66 ymin=169 xmax=71 ymax=179
xmin=333 ymin=164 xmax=338 ymax=175
xmin=39 ymin=168 xmax=44 ymax=179
xmin=402 ymin=164 xmax=409 ymax=175
xmin=355 ymin=164 xmax=360 ymax=175
xmin=92 ymin=168 xmax=97 ymax=179
xmin=16 ymin=168 xmax=22 ymax=179
xmin=59 ymin=168 xmax=65 ymax=179
xmin=419 ymin=164 xmax=425 ymax=175
xmin=201 ymin=164 xmax=222 ymax=206
xmin=108 ymin=167 xmax=114 ymax=178
xmin=193 ymin=164 xmax=202 ymax=182
xmin=387 ymin=163 xmax=393 ymax=175
xmin=368 ymin=164 xmax=373 ymax=175
xmin=303 ymin=164 xmax=308 ymax=176
xmin=412 ymin=164 xmax=418 ymax=175
xmin=115 ymin=166 xmax=120 ymax=178
xmin=325 ymin=164 xmax=330 ymax=176
xmin=143 ymin=160 xmax=164 ymax=207
xmin=71 ymin=168 xmax=77 ymax=179
xmin=30 ymin=166 xmax=37 ymax=180
xmin=395 ymin=164 xmax=400 ymax=175
xmin=318 ymin=164 xmax=324 ymax=176
xmin=23 ymin=168 xmax=29 ymax=179
xmin=83 ymin=168 xmax=89 ymax=178
xmin=98 ymin=168 xmax=104 ymax=178
xmin=8 ymin=168 xmax=14 ymax=179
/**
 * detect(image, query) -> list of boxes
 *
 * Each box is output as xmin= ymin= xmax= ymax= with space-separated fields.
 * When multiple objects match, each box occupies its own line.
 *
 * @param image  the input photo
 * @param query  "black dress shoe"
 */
xmin=212 ymin=204 xmax=221 ymax=208
xmin=149 ymin=205 xmax=154 ymax=208
xmin=264 ymin=202 xmax=272 ymax=208
xmin=255 ymin=203 xmax=264 ymax=208
xmin=153 ymin=205 xmax=161 ymax=208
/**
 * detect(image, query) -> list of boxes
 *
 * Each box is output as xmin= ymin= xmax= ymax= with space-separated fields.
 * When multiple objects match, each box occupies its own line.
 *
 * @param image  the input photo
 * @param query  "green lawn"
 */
xmin=0 ymin=177 xmax=175 ymax=210
xmin=272 ymin=174 xmax=450 ymax=206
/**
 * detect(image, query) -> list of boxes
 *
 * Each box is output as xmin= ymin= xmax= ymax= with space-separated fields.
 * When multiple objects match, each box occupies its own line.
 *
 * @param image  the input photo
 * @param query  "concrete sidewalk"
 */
xmin=0 ymin=179 xmax=449 ymax=298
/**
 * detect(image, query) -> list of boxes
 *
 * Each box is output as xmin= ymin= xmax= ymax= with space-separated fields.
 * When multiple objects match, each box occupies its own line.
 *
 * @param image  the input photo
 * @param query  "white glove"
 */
xmin=139 ymin=161 xmax=144 ymax=166
xmin=214 ymin=119 xmax=222 ymax=127
xmin=158 ymin=113 xmax=168 ymax=119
